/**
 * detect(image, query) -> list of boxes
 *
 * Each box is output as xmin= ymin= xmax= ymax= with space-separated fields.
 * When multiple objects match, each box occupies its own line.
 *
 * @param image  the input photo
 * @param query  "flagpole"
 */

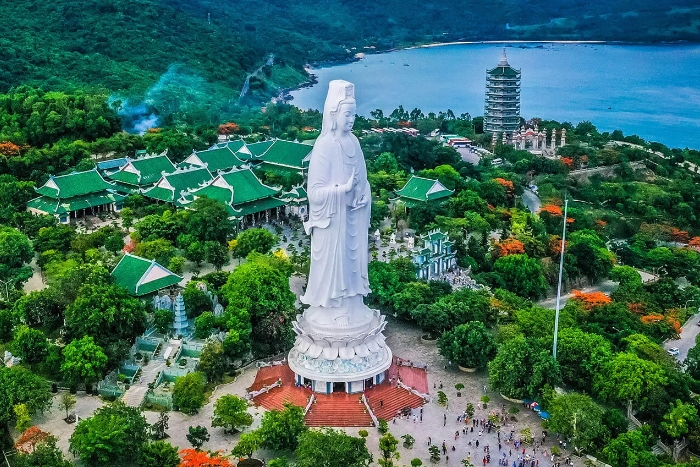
xmin=552 ymin=199 xmax=568 ymax=360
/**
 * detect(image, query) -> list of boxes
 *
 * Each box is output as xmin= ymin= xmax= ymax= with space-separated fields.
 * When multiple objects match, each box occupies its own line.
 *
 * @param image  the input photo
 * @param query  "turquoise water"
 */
xmin=289 ymin=43 xmax=700 ymax=149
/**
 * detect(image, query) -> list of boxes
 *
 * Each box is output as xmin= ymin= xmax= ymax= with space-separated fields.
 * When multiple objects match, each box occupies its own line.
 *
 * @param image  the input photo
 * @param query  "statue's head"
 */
xmin=322 ymin=80 xmax=356 ymax=136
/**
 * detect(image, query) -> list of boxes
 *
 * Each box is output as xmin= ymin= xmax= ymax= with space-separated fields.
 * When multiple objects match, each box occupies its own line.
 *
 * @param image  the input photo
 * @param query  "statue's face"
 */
xmin=336 ymin=102 xmax=356 ymax=133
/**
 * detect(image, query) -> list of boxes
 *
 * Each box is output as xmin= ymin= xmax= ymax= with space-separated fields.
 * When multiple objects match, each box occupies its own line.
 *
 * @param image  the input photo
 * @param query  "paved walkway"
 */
xmin=664 ymin=310 xmax=700 ymax=362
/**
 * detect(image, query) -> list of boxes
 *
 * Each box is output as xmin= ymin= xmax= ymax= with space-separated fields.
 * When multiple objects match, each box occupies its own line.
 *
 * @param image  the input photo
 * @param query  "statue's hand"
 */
xmin=342 ymin=168 xmax=356 ymax=193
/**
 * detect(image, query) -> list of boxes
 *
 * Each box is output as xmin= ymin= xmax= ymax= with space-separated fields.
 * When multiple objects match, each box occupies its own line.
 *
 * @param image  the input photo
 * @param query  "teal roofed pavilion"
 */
xmin=141 ymin=166 xmax=213 ymax=204
xmin=107 ymin=152 xmax=176 ymax=193
xmin=27 ymin=168 xmax=126 ymax=223
xmin=111 ymin=253 xmax=183 ymax=296
xmin=251 ymin=139 xmax=312 ymax=176
xmin=182 ymin=167 xmax=287 ymax=225
xmin=393 ymin=175 xmax=453 ymax=208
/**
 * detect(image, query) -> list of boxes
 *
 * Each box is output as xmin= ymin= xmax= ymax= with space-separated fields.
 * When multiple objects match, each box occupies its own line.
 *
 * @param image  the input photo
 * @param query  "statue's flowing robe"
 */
xmin=300 ymin=135 xmax=371 ymax=308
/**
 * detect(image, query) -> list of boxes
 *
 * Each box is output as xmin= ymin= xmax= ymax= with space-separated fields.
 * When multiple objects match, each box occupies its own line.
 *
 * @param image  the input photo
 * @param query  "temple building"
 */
xmin=249 ymin=139 xmax=311 ymax=177
xmin=180 ymin=167 xmax=286 ymax=225
xmin=279 ymin=186 xmax=309 ymax=220
xmin=106 ymin=152 xmax=177 ymax=193
xmin=179 ymin=141 xmax=251 ymax=173
xmin=412 ymin=229 xmax=457 ymax=280
xmin=512 ymin=126 xmax=567 ymax=154
xmin=111 ymin=253 xmax=183 ymax=297
xmin=27 ymin=168 xmax=126 ymax=223
xmin=141 ymin=166 xmax=213 ymax=204
xmin=484 ymin=49 xmax=521 ymax=136
xmin=392 ymin=175 xmax=453 ymax=208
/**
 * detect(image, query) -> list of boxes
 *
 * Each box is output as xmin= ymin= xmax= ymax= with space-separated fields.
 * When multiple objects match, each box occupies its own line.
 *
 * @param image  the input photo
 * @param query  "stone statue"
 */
xmin=389 ymin=233 xmax=396 ymax=244
xmin=300 ymin=80 xmax=372 ymax=326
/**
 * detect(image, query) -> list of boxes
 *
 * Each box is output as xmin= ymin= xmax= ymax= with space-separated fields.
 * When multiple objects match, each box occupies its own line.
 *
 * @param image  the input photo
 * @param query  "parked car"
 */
xmin=668 ymin=347 xmax=680 ymax=356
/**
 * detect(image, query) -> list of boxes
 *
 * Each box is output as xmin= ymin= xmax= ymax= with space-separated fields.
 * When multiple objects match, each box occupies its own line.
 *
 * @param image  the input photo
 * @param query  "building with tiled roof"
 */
xmin=179 ymin=143 xmax=249 ymax=173
xmin=111 ymin=253 xmax=183 ymax=296
xmin=107 ymin=153 xmax=177 ymax=193
xmin=251 ymin=139 xmax=311 ymax=176
xmin=181 ymin=167 xmax=286 ymax=224
xmin=27 ymin=169 xmax=126 ymax=223
xmin=96 ymin=157 xmax=129 ymax=176
xmin=411 ymin=229 xmax=457 ymax=280
xmin=141 ymin=166 xmax=213 ymax=204
xmin=279 ymin=185 xmax=308 ymax=219
xmin=392 ymin=175 xmax=453 ymax=208
xmin=210 ymin=139 xmax=254 ymax=161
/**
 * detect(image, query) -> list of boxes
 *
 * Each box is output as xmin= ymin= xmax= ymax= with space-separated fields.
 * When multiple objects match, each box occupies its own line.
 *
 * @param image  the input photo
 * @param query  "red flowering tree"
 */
xmin=571 ymin=290 xmax=612 ymax=311
xmin=14 ymin=426 xmax=50 ymax=453
xmin=540 ymin=204 xmax=563 ymax=216
xmin=179 ymin=448 xmax=232 ymax=467
xmin=218 ymin=122 xmax=241 ymax=135
xmin=493 ymin=238 xmax=525 ymax=258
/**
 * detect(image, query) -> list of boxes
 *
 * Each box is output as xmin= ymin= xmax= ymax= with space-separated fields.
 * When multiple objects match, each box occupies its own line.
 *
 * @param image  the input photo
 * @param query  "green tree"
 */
xmin=549 ymin=393 xmax=605 ymax=454
xmin=186 ymin=241 xmax=206 ymax=266
xmin=377 ymin=432 xmax=400 ymax=467
xmin=58 ymin=393 xmax=76 ymax=420
xmin=203 ymin=241 xmax=229 ymax=270
xmin=153 ymin=308 xmax=173 ymax=334
xmin=233 ymin=228 xmax=278 ymax=259
xmin=14 ymin=403 xmax=31 ymax=432
xmin=0 ymin=226 xmax=33 ymax=287
xmin=187 ymin=196 xmax=233 ymax=243
xmin=34 ymin=225 xmax=75 ymax=253
xmin=134 ymin=239 xmax=176 ymax=266
xmin=488 ymin=336 xmax=561 ymax=399
xmin=119 ymin=207 xmax=135 ymax=229
xmin=555 ymin=328 xmax=613 ymax=392
xmin=139 ymin=441 xmax=180 ymax=467
xmin=662 ymin=399 xmax=698 ymax=438
xmin=295 ymin=428 xmax=372 ymax=467
xmin=61 ymin=336 xmax=108 ymax=386
xmin=0 ymin=366 xmax=52 ymax=424
xmin=173 ymin=372 xmax=206 ymax=414
xmin=64 ymin=283 xmax=147 ymax=365
xmin=104 ymin=233 xmax=125 ymax=253
xmin=211 ymin=394 xmax=252 ymax=433
xmin=392 ymin=282 xmax=432 ymax=320
xmin=438 ymin=321 xmax=496 ymax=369
xmin=167 ymin=256 xmax=185 ymax=275
xmin=602 ymin=427 xmax=659 ymax=467
xmin=194 ymin=311 xmax=216 ymax=339
xmin=259 ymin=403 xmax=307 ymax=451
xmin=222 ymin=258 xmax=295 ymax=356
xmin=69 ymin=401 xmax=149 ymax=467
xmin=594 ymin=352 xmax=667 ymax=406
xmin=232 ymin=430 xmax=262 ymax=458
xmin=367 ymin=261 xmax=401 ymax=312
xmin=493 ymin=254 xmax=549 ymax=300
xmin=186 ymin=425 xmax=210 ymax=450
xmin=12 ymin=325 xmax=48 ymax=367
xmin=199 ymin=340 xmax=228 ymax=383
xmin=182 ymin=281 xmax=212 ymax=318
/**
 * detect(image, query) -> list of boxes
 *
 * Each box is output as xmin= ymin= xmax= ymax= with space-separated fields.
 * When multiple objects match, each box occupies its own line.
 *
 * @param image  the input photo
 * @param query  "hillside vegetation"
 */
xmin=1 ymin=0 xmax=699 ymax=123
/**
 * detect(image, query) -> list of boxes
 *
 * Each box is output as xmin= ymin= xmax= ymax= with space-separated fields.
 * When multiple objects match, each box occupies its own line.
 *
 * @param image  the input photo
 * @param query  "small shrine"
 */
xmin=411 ymin=229 xmax=457 ymax=280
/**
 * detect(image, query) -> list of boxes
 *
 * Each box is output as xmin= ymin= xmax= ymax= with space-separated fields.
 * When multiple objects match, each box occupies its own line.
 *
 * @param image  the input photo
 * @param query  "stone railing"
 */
xmin=397 ymin=379 xmax=430 ymax=402
xmin=304 ymin=394 xmax=315 ymax=415
xmin=361 ymin=394 xmax=379 ymax=427
xmin=656 ymin=440 xmax=672 ymax=456
xmin=395 ymin=357 xmax=428 ymax=370
xmin=256 ymin=358 xmax=286 ymax=368
xmin=585 ymin=455 xmax=612 ymax=467
xmin=247 ymin=379 xmax=282 ymax=400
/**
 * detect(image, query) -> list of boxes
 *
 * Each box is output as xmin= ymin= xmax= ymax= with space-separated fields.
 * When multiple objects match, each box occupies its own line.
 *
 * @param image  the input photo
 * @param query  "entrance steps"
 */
xmin=122 ymin=386 xmax=148 ymax=407
xmin=305 ymin=392 xmax=373 ymax=427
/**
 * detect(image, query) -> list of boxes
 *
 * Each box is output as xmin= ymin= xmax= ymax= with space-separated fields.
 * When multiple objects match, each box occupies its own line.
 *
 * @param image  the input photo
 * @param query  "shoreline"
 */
xmin=281 ymin=39 xmax=695 ymax=103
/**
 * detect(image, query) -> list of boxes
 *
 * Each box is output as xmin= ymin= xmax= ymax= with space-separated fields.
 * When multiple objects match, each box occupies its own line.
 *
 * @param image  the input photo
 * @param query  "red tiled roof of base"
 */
xmin=250 ymin=365 xmax=310 ymax=411
xmin=305 ymin=392 xmax=373 ymax=427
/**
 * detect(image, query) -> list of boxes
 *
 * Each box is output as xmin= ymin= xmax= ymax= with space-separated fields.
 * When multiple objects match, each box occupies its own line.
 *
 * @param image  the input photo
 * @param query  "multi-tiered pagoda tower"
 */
xmin=484 ymin=49 xmax=521 ymax=137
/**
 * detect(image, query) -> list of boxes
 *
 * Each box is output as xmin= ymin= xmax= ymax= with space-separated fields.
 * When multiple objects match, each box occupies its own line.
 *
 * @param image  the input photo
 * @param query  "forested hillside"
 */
xmin=1 ymin=0 xmax=699 ymax=124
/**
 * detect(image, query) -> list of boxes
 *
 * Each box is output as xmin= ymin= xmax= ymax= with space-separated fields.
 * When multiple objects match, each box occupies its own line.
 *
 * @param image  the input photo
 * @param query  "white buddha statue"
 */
xmin=300 ymin=80 xmax=372 ymax=327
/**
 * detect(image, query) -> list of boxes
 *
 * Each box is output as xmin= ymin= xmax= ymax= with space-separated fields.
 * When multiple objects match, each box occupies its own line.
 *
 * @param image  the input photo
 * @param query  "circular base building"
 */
xmin=288 ymin=302 xmax=392 ymax=394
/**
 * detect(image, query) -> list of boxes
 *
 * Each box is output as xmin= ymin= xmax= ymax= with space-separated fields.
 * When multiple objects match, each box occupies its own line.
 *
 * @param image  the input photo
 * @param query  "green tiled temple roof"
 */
xmin=111 ymin=253 xmax=182 ymax=296
xmin=486 ymin=66 xmax=520 ymax=77
xmin=35 ymin=169 xmax=115 ymax=199
xmin=212 ymin=140 xmax=253 ymax=161
xmin=142 ymin=167 xmax=213 ymax=203
xmin=253 ymin=140 xmax=312 ymax=170
xmin=394 ymin=175 xmax=453 ymax=203
xmin=107 ymin=155 xmax=176 ymax=187
xmin=27 ymin=192 xmax=126 ymax=215
xmin=280 ymin=186 xmax=307 ymax=204
xmin=247 ymin=140 xmax=274 ymax=158
xmin=182 ymin=147 xmax=246 ymax=172
xmin=188 ymin=168 xmax=280 ymax=206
